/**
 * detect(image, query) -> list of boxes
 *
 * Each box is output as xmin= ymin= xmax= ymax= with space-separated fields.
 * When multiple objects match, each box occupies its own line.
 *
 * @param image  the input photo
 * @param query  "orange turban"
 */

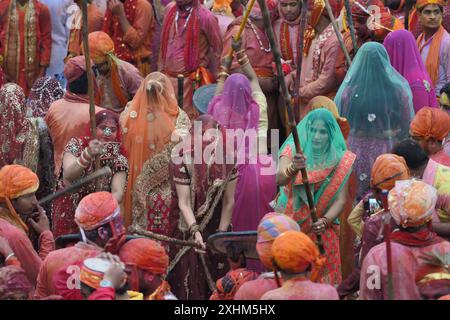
xmin=388 ymin=179 xmax=438 ymax=228
xmin=0 ymin=165 xmax=39 ymax=233
xmin=272 ymin=231 xmax=325 ymax=281
xmin=212 ymin=0 xmax=233 ymax=15
xmin=416 ymin=0 xmax=446 ymax=9
xmin=370 ymin=154 xmax=410 ymax=190
xmin=75 ymin=192 xmax=120 ymax=231
xmin=88 ymin=31 xmax=115 ymax=64
xmin=410 ymin=107 xmax=450 ymax=141
xmin=119 ymin=239 xmax=169 ymax=276
xmin=256 ymin=212 xmax=300 ymax=270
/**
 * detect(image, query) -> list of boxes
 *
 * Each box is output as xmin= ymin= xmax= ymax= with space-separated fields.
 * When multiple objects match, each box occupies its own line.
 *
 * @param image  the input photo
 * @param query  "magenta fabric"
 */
xmin=383 ymin=30 xmax=438 ymax=113
xmin=207 ymin=73 xmax=260 ymax=131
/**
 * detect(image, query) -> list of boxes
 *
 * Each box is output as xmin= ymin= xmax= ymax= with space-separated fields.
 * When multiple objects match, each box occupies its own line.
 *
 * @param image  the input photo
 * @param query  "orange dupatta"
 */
xmin=120 ymin=72 xmax=179 ymax=227
xmin=417 ymin=26 xmax=446 ymax=86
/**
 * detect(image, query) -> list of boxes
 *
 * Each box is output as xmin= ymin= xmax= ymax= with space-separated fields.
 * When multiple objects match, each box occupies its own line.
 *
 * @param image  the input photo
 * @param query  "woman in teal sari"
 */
xmin=275 ymin=109 xmax=356 ymax=286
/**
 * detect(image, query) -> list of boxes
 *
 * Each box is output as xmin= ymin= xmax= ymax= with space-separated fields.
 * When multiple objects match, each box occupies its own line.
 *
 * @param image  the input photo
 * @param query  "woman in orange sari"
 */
xmin=120 ymin=72 xmax=191 ymax=234
xmin=274 ymin=109 xmax=356 ymax=286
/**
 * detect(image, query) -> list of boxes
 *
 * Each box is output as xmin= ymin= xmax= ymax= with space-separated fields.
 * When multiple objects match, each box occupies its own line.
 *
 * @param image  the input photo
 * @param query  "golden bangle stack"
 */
xmin=188 ymin=223 xmax=200 ymax=237
xmin=76 ymin=158 xmax=89 ymax=169
xmin=284 ymin=162 xmax=298 ymax=178
xmin=235 ymin=49 xmax=246 ymax=56
xmin=218 ymin=71 xmax=229 ymax=79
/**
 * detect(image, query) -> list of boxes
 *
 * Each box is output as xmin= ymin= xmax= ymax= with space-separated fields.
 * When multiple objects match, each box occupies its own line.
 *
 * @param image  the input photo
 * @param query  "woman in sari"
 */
xmin=120 ymin=71 xmax=191 ymax=233
xmin=52 ymin=110 xmax=129 ymax=238
xmin=0 ymin=83 xmax=39 ymax=170
xmin=168 ymin=115 xmax=238 ymax=300
xmin=26 ymin=76 xmax=64 ymax=220
xmin=275 ymin=109 xmax=356 ymax=286
xmin=335 ymin=42 xmax=414 ymax=200
xmin=383 ymin=30 xmax=438 ymax=112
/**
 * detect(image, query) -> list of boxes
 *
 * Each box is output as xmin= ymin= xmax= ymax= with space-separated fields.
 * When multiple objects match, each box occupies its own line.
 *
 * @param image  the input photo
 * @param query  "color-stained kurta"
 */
xmin=102 ymin=0 xmax=154 ymax=76
xmin=0 ymin=0 xmax=52 ymax=95
xmin=0 ymin=217 xmax=55 ymax=286
xmin=261 ymin=278 xmax=339 ymax=300
xmin=45 ymin=96 xmax=104 ymax=177
xmin=33 ymin=242 xmax=101 ymax=299
xmin=158 ymin=2 xmax=223 ymax=120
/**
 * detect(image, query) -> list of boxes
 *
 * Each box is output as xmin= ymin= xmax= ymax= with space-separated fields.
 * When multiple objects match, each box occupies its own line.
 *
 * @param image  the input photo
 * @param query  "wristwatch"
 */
xmin=100 ymin=279 xmax=114 ymax=288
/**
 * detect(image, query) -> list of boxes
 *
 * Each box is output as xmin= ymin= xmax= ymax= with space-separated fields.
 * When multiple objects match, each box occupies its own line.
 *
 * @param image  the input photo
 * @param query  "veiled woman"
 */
xmin=120 ymin=72 xmax=191 ymax=233
xmin=334 ymin=42 xmax=414 ymax=199
xmin=168 ymin=115 xmax=238 ymax=300
xmin=275 ymin=109 xmax=356 ymax=286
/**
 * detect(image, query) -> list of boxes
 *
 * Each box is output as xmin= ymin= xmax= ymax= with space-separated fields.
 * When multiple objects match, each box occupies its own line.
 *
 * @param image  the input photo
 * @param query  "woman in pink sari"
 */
xmin=383 ymin=30 xmax=438 ymax=113
xmin=207 ymin=41 xmax=276 ymax=255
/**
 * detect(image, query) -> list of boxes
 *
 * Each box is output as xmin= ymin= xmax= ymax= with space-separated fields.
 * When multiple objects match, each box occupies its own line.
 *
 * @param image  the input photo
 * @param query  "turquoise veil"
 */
xmin=334 ymin=42 xmax=414 ymax=139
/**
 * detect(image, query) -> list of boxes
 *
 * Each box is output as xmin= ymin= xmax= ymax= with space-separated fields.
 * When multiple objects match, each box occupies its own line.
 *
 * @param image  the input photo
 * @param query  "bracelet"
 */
xmin=84 ymin=148 xmax=94 ymax=159
xmin=5 ymin=252 xmax=15 ymax=262
xmin=80 ymin=153 xmax=91 ymax=167
xmin=76 ymin=157 xmax=89 ymax=169
xmin=238 ymin=58 xmax=250 ymax=67
xmin=82 ymin=149 xmax=93 ymax=162
xmin=218 ymin=71 xmax=229 ymax=79
xmin=321 ymin=217 xmax=331 ymax=229
xmin=188 ymin=223 xmax=200 ymax=237
xmin=235 ymin=49 xmax=246 ymax=56
xmin=236 ymin=53 xmax=248 ymax=61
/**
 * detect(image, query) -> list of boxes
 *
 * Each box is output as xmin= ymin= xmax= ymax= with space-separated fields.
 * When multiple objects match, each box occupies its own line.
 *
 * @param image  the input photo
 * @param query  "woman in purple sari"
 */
xmin=383 ymin=30 xmax=438 ymax=113
xmin=207 ymin=38 xmax=276 ymax=273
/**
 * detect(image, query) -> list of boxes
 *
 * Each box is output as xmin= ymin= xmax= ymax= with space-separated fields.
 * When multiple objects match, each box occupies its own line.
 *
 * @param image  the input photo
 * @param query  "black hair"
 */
xmin=391 ymin=139 xmax=429 ymax=169
xmin=226 ymin=243 xmax=246 ymax=268
xmin=82 ymin=223 xmax=113 ymax=244
xmin=68 ymin=71 xmax=88 ymax=95
xmin=440 ymin=82 xmax=450 ymax=96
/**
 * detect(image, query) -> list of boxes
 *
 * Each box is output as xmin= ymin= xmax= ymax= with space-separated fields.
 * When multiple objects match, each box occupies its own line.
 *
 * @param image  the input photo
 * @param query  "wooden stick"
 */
xmin=344 ymin=0 xmax=359 ymax=54
xmin=324 ymin=0 xmax=352 ymax=67
xmin=293 ymin=0 xmax=308 ymax=122
xmin=128 ymin=226 xmax=203 ymax=249
xmin=381 ymin=190 xmax=394 ymax=300
xmin=257 ymin=0 xmax=325 ymax=254
xmin=223 ymin=0 xmax=257 ymax=72
xmin=177 ymin=74 xmax=184 ymax=109
xmin=38 ymin=167 xmax=112 ymax=206
xmin=81 ymin=0 xmax=101 ymax=189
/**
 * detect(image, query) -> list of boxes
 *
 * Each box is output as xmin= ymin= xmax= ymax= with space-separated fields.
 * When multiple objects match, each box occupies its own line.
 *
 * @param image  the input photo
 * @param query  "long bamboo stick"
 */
xmin=344 ymin=0 xmax=359 ymax=54
xmin=293 ymin=0 xmax=308 ymax=122
xmin=324 ymin=0 xmax=352 ymax=66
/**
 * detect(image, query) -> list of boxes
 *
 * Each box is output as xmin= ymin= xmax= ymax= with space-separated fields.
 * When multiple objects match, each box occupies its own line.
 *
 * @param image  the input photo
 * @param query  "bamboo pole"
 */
xmin=293 ymin=0 xmax=308 ymax=122
xmin=324 ymin=0 xmax=352 ymax=66
xmin=344 ymin=0 xmax=359 ymax=54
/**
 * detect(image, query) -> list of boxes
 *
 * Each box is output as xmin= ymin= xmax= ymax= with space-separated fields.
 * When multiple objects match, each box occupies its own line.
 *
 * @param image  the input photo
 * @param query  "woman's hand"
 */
xmin=193 ymin=231 xmax=206 ymax=253
xmin=312 ymin=218 xmax=329 ymax=235
xmin=231 ymin=35 xmax=243 ymax=53
xmin=292 ymin=153 xmax=306 ymax=171
xmin=87 ymin=139 xmax=104 ymax=157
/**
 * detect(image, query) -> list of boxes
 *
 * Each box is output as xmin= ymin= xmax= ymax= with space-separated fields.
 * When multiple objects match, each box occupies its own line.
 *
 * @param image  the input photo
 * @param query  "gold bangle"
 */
xmin=236 ymin=53 xmax=248 ymax=60
xmin=238 ymin=57 xmax=250 ymax=66
xmin=235 ymin=49 xmax=246 ymax=56
xmin=218 ymin=71 xmax=229 ymax=78
xmin=76 ymin=158 xmax=88 ymax=169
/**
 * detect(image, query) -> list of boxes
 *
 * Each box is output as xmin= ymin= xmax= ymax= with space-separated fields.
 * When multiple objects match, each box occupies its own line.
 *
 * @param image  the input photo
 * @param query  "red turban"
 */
xmin=0 ymin=266 xmax=33 ymax=299
xmin=271 ymin=230 xmax=325 ymax=281
xmin=64 ymin=55 xmax=86 ymax=84
xmin=370 ymin=154 xmax=410 ymax=190
xmin=119 ymin=238 xmax=169 ymax=276
xmin=410 ymin=107 xmax=450 ymax=141
xmin=75 ymin=192 xmax=120 ymax=231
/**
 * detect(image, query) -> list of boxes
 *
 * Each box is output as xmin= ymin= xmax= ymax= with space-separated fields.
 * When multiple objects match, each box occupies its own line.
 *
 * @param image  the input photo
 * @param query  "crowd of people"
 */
xmin=0 ymin=0 xmax=449 ymax=300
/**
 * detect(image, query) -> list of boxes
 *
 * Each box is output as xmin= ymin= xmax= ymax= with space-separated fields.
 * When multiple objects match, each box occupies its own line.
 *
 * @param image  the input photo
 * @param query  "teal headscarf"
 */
xmin=276 ymin=109 xmax=350 ymax=213
xmin=334 ymin=42 xmax=414 ymax=139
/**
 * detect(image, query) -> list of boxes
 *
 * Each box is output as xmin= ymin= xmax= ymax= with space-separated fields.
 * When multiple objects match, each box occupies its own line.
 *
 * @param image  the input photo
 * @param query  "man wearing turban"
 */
xmin=45 ymin=56 xmax=105 ymax=176
xmin=34 ymin=192 xmax=126 ymax=299
xmin=261 ymin=231 xmax=338 ymax=300
xmin=410 ymin=107 xmax=450 ymax=166
xmin=234 ymin=212 xmax=300 ymax=300
xmin=415 ymin=0 xmax=450 ymax=93
xmin=339 ymin=154 xmax=410 ymax=299
xmin=119 ymin=238 xmax=177 ymax=300
xmin=286 ymin=0 xmax=343 ymax=109
xmin=0 ymin=165 xmax=54 ymax=286
xmin=88 ymin=31 xmax=143 ymax=113
xmin=360 ymin=179 xmax=450 ymax=300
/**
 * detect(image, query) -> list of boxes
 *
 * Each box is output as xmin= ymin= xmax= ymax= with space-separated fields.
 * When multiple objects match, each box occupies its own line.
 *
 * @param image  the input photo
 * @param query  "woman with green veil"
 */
xmin=334 ymin=42 xmax=414 ymax=200
xmin=275 ymin=109 xmax=356 ymax=286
